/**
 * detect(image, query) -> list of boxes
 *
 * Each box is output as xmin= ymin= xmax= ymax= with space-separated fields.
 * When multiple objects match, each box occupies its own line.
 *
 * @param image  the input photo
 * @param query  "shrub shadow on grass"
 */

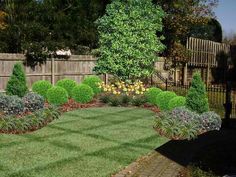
xmin=155 ymin=119 xmax=236 ymax=176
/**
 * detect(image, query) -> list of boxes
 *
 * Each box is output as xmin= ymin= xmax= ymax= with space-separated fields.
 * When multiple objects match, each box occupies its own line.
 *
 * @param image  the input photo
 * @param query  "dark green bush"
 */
xmin=6 ymin=63 xmax=28 ymax=97
xmin=121 ymin=94 xmax=131 ymax=106
xmin=32 ymin=80 xmax=52 ymax=99
xmin=56 ymin=78 xmax=77 ymax=98
xmin=145 ymin=87 xmax=162 ymax=104
xmin=72 ymin=84 xmax=94 ymax=103
xmin=23 ymin=92 xmax=45 ymax=112
xmin=186 ymin=72 xmax=209 ymax=113
xmin=168 ymin=96 xmax=186 ymax=110
xmin=82 ymin=76 xmax=102 ymax=95
xmin=47 ymin=86 xmax=68 ymax=105
xmin=155 ymin=91 xmax=177 ymax=110
xmin=4 ymin=95 xmax=24 ymax=115
xmin=0 ymin=106 xmax=60 ymax=133
xmin=0 ymin=93 xmax=8 ymax=111
xmin=131 ymin=95 xmax=147 ymax=106
xmin=109 ymin=95 xmax=122 ymax=107
xmin=99 ymin=93 xmax=111 ymax=104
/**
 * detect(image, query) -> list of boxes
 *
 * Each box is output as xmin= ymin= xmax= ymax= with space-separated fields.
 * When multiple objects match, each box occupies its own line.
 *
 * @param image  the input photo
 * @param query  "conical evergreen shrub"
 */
xmin=6 ymin=63 xmax=28 ymax=97
xmin=186 ymin=72 xmax=209 ymax=113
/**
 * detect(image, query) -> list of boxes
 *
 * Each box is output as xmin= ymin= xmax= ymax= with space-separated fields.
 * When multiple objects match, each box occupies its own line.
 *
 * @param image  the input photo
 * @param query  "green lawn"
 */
xmin=0 ymin=107 xmax=168 ymax=177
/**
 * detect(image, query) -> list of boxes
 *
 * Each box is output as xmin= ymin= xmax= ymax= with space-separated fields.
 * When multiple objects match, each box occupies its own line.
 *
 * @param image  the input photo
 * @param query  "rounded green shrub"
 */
xmin=6 ymin=63 xmax=28 ymax=97
xmin=155 ymin=91 xmax=177 ymax=110
xmin=145 ymin=87 xmax=162 ymax=104
xmin=168 ymin=96 xmax=186 ymax=110
xmin=32 ymin=80 xmax=52 ymax=99
xmin=47 ymin=86 xmax=68 ymax=106
xmin=56 ymin=78 xmax=77 ymax=97
xmin=72 ymin=84 xmax=94 ymax=103
xmin=82 ymin=76 xmax=102 ymax=95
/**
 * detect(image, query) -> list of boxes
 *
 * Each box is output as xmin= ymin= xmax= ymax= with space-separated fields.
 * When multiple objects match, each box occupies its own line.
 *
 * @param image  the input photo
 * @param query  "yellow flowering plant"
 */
xmin=98 ymin=80 xmax=147 ymax=96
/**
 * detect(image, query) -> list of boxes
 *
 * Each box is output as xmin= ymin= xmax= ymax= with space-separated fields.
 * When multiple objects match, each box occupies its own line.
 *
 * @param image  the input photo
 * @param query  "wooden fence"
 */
xmin=0 ymin=53 xmax=98 ymax=91
xmin=187 ymin=37 xmax=231 ymax=67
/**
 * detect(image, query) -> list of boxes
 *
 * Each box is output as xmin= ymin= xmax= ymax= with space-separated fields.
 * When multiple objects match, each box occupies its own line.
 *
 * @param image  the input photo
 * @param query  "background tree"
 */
xmin=154 ymin=0 xmax=219 ymax=61
xmin=189 ymin=18 xmax=223 ymax=42
xmin=94 ymin=0 xmax=165 ymax=81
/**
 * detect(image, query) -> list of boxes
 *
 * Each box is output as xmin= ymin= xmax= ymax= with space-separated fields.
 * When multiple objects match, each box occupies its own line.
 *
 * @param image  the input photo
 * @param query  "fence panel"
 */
xmin=0 ymin=53 xmax=98 ymax=91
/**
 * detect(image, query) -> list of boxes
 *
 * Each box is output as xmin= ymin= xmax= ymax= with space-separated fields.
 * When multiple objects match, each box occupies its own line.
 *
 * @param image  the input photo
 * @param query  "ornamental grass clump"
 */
xmin=155 ymin=91 xmax=177 ymax=110
xmin=47 ymin=86 xmax=68 ymax=106
xmin=168 ymin=96 xmax=186 ymax=110
xmin=6 ymin=63 xmax=28 ymax=97
xmin=72 ymin=84 xmax=94 ymax=103
xmin=56 ymin=78 xmax=77 ymax=98
xmin=82 ymin=76 xmax=102 ymax=95
xmin=32 ymin=80 xmax=52 ymax=99
xmin=145 ymin=87 xmax=162 ymax=105
xmin=186 ymin=72 xmax=209 ymax=113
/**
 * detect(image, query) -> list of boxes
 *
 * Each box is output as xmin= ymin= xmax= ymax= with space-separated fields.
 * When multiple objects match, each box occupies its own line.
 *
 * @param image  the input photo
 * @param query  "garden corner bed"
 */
xmin=0 ymin=107 xmax=168 ymax=177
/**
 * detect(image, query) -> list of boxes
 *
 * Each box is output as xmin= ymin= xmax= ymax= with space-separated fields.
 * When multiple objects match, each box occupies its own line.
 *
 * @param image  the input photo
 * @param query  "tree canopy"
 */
xmin=94 ymin=0 xmax=165 ymax=81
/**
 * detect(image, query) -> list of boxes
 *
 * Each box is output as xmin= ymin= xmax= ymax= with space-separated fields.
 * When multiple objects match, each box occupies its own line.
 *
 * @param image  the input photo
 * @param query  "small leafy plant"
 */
xmin=3 ymin=95 xmax=24 ymax=115
xmin=0 ymin=106 xmax=60 ymax=133
xmin=23 ymin=92 xmax=44 ymax=112
xmin=154 ymin=107 xmax=221 ymax=140
xmin=131 ymin=95 xmax=147 ymax=106
xmin=109 ymin=95 xmax=122 ymax=107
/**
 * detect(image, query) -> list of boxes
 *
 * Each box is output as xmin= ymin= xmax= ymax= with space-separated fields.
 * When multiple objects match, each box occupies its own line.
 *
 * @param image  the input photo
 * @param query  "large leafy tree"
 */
xmin=154 ymin=0 xmax=218 ymax=61
xmin=94 ymin=0 xmax=165 ymax=81
xmin=0 ymin=0 xmax=110 ymax=53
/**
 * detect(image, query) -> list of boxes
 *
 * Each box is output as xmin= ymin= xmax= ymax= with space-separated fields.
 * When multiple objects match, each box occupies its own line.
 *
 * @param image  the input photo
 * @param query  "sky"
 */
xmin=214 ymin=0 xmax=236 ymax=37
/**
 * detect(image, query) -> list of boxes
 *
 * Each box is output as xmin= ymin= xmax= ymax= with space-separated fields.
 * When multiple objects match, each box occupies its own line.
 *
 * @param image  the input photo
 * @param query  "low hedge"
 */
xmin=0 ymin=106 xmax=60 ymax=134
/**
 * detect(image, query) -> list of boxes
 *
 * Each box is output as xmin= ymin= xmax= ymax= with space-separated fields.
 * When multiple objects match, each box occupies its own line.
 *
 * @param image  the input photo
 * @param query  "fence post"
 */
xmin=104 ymin=73 xmax=108 ymax=84
xmin=165 ymin=78 xmax=168 ymax=91
xmin=51 ymin=58 xmax=55 ymax=86
xmin=224 ymin=81 xmax=232 ymax=127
